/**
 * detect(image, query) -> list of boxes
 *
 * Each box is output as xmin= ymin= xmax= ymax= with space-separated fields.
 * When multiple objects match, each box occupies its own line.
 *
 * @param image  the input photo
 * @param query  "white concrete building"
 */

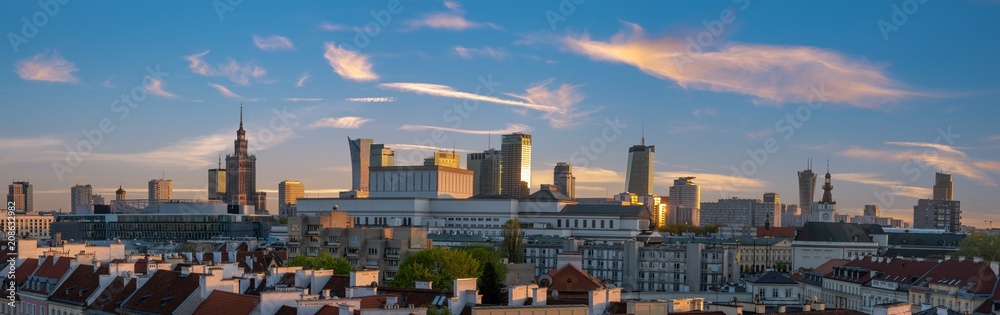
xmin=369 ymin=166 xmax=474 ymax=199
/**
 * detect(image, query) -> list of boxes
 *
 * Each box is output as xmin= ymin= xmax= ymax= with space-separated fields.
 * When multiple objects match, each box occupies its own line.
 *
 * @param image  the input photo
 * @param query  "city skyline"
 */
xmin=2 ymin=2 xmax=999 ymax=226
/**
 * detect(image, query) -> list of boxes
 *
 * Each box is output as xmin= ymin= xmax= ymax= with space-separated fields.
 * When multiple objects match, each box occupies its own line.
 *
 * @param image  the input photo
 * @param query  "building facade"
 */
xmin=50 ymin=213 xmax=271 ymax=241
xmin=625 ymin=138 xmax=654 ymax=196
xmin=423 ymin=150 xmax=460 ymax=168
xmin=226 ymin=106 xmax=266 ymax=213
xmin=370 ymin=143 xmax=396 ymax=167
xmin=208 ymin=165 xmax=226 ymax=200
xmin=501 ymin=133 xmax=531 ymax=199
xmin=933 ymin=172 xmax=953 ymax=201
xmin=467 ymin=149 xmax=501 ymax=196
xmin=912 ymin=199 xmax=961 ymax=233
xmin=71 ymin=184 xmax=94 ymax=213
xmin=8 ymin=181 xmax=32 ymax=213
xmin=700 ymin=196 xmax=780 ymax=228
xmin=797 ymin=160 xmax=818 ymax=217
xmin=369 ymin=166 xmax=474 ymax=199
xmin=668 ymin=177 xmax=700 ymax=226
xmin=279 ymin=180 xmax=305 ymax=217
xmin=553 ymin=162 xmax=576 ymax=200
xmin=348 ymin=137 xmax=373 ymax=192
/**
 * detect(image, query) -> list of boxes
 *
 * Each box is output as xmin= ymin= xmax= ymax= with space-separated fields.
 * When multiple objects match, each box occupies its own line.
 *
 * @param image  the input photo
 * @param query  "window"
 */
xmin=610 ymin=221 xmax=614 ymax=229
xmin=368 ymin=248 xmax=378 ymax=255
xmin=349 ymin=236 xmax=359 ymax=244
xmin=291 ymin=224 xmax=300 ymax=231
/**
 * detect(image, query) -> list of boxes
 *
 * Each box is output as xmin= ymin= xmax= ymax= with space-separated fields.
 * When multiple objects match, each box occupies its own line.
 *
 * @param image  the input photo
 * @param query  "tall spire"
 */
xmin=641 ymin=123 xmax=645 ymax=146
xmin=239 ymin=103 xmax=244 ymax=130
xmin=820 ymin=159 xmax=835 ymax=204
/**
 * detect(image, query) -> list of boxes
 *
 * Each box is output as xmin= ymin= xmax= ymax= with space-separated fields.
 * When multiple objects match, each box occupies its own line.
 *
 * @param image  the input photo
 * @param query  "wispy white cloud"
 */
xmin=841 ymin=141 xmax=998 ymax=186
xmin=283 ymin=97 xmax=323 ymax=102
xmin=0 ymin=136 xmax=62 ymax=150
xmin=380 ymin=80 xmax=595 ymax=128
xmin=311 ymin=117 xmax=372 ymax=129
xmin=692 ymin=108 xmax=715 ymax=118
xmin=346 ymin=97 xmax=395 ymax=103
xmin=746 ymin=128 xmax=776 ymax=140
xmin=15 ymin=51 xmax=79 ymax=83
xmin=184 ymin=50 xmax=267 ymax=86
xmin=667 ymin=124 xmax=707 ymax=134
xmin=296 ymin=73 xmax=309 ymax=87
xmin=102 ymin=76 xmax=116 ymax=88
xmin=323 ymin=42 xmax=379 ymax=82
xmin=146 ymin=78 xmax=179 ymax=98
xmin=403 ymin=1 xmax=494 ymax=31
xmin=399 ymin=123 xmax=531 ymax=135
xmin=562 ymin=23 xmax=917 ymax=108
xmin=319 ymin=22 xmax=347 ymax=31
xmin=252 ymin=34 xmax=295 ymax=51
xmin=989 ymin=134 xmax=1000 ymax=142
xmin=208 ymin=83 xmax=258 ymax=101
xmin=90 ymin=133 xmax=231 ymax=168
xmin=453 ymin=46 xmax=508 ymax=60
xmin=836 ymin=172 xmax=932 ymax=199
xmin=386 ymin=144 xmax=474 ymax=153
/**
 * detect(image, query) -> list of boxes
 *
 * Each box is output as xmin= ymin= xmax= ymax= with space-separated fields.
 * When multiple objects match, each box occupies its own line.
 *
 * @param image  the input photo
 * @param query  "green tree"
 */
xmin=480 ymin=261 xmax=504 ymax=305
xmin=503 ymin=219 xmax=525 ymax=263
xmin=461 ymin=246 xmax=507 ymax=286
xmin=956 ymin=232 xmax=1000 ymax=261
xmin=175 ymin=242 xmax=198 ymax=253
xmin=287 ymin=252 xmax=352 ymax=274
xmin=388 ymin=247 xmax=480 ymax=291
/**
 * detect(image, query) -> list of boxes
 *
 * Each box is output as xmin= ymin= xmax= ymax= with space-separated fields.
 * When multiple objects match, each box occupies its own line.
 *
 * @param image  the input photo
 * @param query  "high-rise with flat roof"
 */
xmin=208 ymin=157 xmax=226 ymax=200
xmin=348 ymin=137 xmax=373 ymax=192
xmin=501 ymin=133 xmax=531 ymax=199
xmin=71 ymin=184 xmax=94 ymax=213
xmin=625 ymin=135 xmax=654 ymax=196
xmin=278 ymin=180 xmax=305 ymax=216
xmin=915 ymin=172 xmax=961 ymax=232
xmin=423 ymin=150 xmax=460 ymax=168
xmin=148 ymin=179 xmax=173 ymax=201
xmin=669 ymin=177 xmax=700 ymax=226
xmin=467 ymin=149 xmax=501 ymax=196
xmin=7 ymin=181 xmax=31 ymax=213
xmin=553 ymin=162 xmax=575 ymax=200
xmin=933 ymin=172 xmax=953 ymax=200
xmin=797 ymin=159 xmax=817 ymax=216
xmin=370 ymin=143 xmax=396 ymax=167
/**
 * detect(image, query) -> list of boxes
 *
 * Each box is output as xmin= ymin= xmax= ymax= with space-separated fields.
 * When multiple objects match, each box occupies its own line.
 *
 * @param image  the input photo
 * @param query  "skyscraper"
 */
xmin=370 ymin=144 xmax=396 ymax=167
xmin=423 ymin=151 xmax=460 ymax=168
xmin=797 ymin=159 xmax=818 ymax=216
xmin=148 ymin=179 xmax=173 ymax=201
xmin=553 ymin=162 xmax=576 ymax=200
xmin=348 ymin=137 xmax=373 ymax=192
xmin=669 ymin=177 xmax=700 ymax=226
xmin=226 ymin=105 xmax=265 ymax=213
xmin=7 ymin=181 xmax=32 ymax=213
xmin=467 ymin=149 xmax=502 ymax=196
xmin=71 ymin=184 xmax=93 ymax=213
xmin=625 ymin=134 xmax=654 ymax=196
xmin=501 ymin=133 xmax=531 ymax=199
xmin=279 ymin=180 xmax=305 ymax=217
xmin=208 ymin=157 xmax=226 ymax=200
xmin=92 ymin=194 xmax=105 ymax=205
xmin=933 ymin=172 xmax=954 ymax=200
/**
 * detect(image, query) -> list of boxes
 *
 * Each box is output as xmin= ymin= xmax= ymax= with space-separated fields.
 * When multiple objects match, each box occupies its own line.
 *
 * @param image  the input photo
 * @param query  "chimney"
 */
xmin=339 ymin=304 xmax=356 ymax=315
xmin=777 ymin=305 xmax=786 ymax=313
xmin=322 ymin=289 xmax=332 ymax=299
xmin=415 ymin=281 xmax=433 ymax=290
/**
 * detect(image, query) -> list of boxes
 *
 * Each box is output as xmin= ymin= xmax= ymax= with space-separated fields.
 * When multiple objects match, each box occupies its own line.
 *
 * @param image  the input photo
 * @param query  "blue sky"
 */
xmin=1 ymin=1 xmax=999 ymax=226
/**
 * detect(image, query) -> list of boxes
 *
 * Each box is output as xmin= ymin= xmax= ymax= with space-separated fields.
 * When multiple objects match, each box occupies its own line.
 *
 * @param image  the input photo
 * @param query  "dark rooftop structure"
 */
xmin=121 ymin=270 xmax=202 ymax=315
xmin=795 ymin=222 xmax=881 ymax=243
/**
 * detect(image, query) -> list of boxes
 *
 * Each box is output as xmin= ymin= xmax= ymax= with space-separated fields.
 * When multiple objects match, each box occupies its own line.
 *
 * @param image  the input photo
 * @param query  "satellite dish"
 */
xmin=551 ymin=290 xmax=559 ymax=299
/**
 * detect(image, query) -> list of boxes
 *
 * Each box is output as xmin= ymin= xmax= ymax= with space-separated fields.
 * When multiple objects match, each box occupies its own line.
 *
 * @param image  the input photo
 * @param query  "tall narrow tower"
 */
xmin=625 ymin=130 xmax=654 ymax=196
xmin=933 ymin=172 xmax=954 ymax=200
xmin=812 ymin=160 xmax=836 ymax=222
xmin=348 ymin=137 xmax=373 ymax=192
xmin=501 ymin=133 xmax=531 ymax=198
xmin=226 ymin=105 xmax=260 ymax=211
xmin=797 ymin=159 xmax=817 ymax=216
xmin=553 ymin=162 xmax=576 ymax=200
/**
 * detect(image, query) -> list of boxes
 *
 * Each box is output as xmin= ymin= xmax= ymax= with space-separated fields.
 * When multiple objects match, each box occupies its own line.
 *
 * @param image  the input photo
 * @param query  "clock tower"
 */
xmin=812 ymin=161 xmax=837 ymax=223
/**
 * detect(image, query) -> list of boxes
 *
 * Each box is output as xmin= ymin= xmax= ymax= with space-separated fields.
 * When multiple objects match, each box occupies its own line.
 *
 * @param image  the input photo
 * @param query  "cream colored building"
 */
xmin=278 ymin=180 xmax=305 ymax=216
xmin=2 ymin=213 xmax=55 ymax=239
xmin=369 ymin=165 xmax=473 ymax=199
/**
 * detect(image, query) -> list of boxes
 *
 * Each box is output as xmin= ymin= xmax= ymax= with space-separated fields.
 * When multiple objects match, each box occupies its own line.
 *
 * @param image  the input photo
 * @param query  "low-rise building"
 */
xmin=792 ymin=222 xmax=881 ymax=270
xmin=746 ymin=271 xmax=800 ymax=306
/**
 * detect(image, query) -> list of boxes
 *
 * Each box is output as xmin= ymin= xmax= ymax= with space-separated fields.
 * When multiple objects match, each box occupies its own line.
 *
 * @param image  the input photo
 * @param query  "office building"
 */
xmin=699 ymin=195 xmax=780 ymax=228
xmin=791 ymin=222 xmax=881 ymax=270
xmin=51 ymin=213 xmax=271 ymax=241
xmin=0 ymin=212 xmax=54 ymax=239
xmin=763 ymin=192 xmax=779 ymax=204
xmin=287 ymin=210 xmax=431 ymax=283
xmin=348 ymin=137 xmax=373 ymax=192
xmin=208 ymin=158 xmax=226 ymax=200
xmin=501 ymin=133 xmax=532 ymax=199
xmin=225 ymin=106 xmax=266 ymax=213
xmin=148 ymin=179 xmax=173 ymax=201
xmin=92 ymin=194 xmax=105 ymax=205
xmin=573 ymin=240 xmax=738 ymax=292
xmin=933 ymin=172 xmax=954 ymax=200
xmin=278 ymin=180 xmax=305 ymax=217
xmin=71 ymin=184 xmax=94 ymax=213
xmin=625 ymin=135 xmax=654 ymax=196
xmin=369 ymin=165 xmax=474 ymax=199
xmin=553 ymin=162 xmax=576 ymax=200
xmin=7 ymin=181 xmax=32 ymax=213
xmin=467 ymin=149 xmax=501 ymax=196
xmin=668 ymin=177 xmax=700 ymax=226
xmin=797 ymin=159 xmax=817 ymax=216
xmin=913 ymin=199 xmax=961 ymax=232
xmin=423 ymin=150 xmax=460 ymax=168
xmin=370 ymin=143 xmax=396 ymax=167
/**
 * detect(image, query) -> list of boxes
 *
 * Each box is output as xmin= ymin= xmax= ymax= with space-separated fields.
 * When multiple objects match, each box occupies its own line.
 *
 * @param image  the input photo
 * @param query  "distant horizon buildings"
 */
xmin=7 ymin=181 xmax=32 ymax=213
xmin=624 ymin=134 xmax=654 ymax=196
xmin=501 ymin=133 xmax=532 ymax=199
xmin=147 ymin=179 xmax=173 ymax=201
xmin=553 ymin=162 xmax=575 ymax=200
xmin=668 ymin=177 xmax=700 ymax=226
xmin=278 ymin=180 xmax=305 ymax=217
xmin=208 ymin=158 xmax=226 ymax=200
xmin=914 ymin=172 xmax=961 ymax=232
xmin=370 ymin=143 xmax=396 ymax=168
xmin=699 ymin=193 xmax=781 ymax=228
xmin=423 ymin=150 xmax=460 ymax=168
xmin=797 ymin=159 xmax=817 ymax=217
xmin=467 ymin=149 xmax=501 ymax=196
xmin=70 ymin=184 xmax=93 ymax=213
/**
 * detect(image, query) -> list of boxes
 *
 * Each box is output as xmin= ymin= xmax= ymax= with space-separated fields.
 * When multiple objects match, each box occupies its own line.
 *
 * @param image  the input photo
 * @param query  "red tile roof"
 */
xmin=22 ymin=256 xmax=72 ymax=294
xmin=912 ymin=259 xmax=998 ymax=295
xmin=315 ymin=305 xmax=339 ymax=315
xmin=875 ymin=259 xmax=937 ymax=287
xmin=192 ymin=290 xmax=260 ymax=315
xmin=89 ymin=277 xmax=137 ymax=314
xmin=825 ymin=257 xmax=892 ymax=284
xmin=378 ymin=287 xmax=451 ymax=308
xmin=49 ymin=265 xmax=100 ymax=305
xmin=544 ymin=264 xmax=604 ymax=293
xmin=122 ymin=270 xmax=202 ymax=314
xmin=275 ymin=305 xmax=298 ymax=315
xmin=13 ymin=258 xmax=39 ymax=283
xmin=322 ymin=275 xmax=350 ymax=298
